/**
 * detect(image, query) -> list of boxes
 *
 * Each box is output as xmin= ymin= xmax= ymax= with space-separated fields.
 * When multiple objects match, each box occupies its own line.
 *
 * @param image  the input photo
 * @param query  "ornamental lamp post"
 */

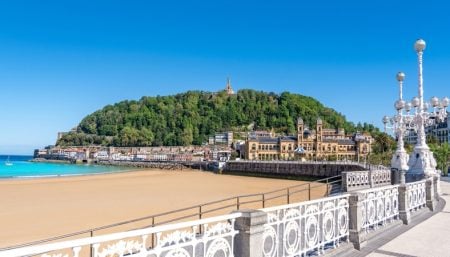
xmin=391 ymin=72 xmax=409 ymax=171
xmin=406 ymin=39 xmax=448 ymax=178
xmin=384 ymin=39 xmax=449 ymax=181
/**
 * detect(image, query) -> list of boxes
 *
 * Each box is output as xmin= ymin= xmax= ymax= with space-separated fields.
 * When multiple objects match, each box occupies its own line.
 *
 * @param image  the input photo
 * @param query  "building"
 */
xmin=245 ymin=117 xmax=373 ymax=161
xmin=404 ymin=113 xmax=450 ymax=145
xmin=225 ymin=77 xmax=234 ymax=95
xmin=208 ymin=131 xmax=234 ymax=147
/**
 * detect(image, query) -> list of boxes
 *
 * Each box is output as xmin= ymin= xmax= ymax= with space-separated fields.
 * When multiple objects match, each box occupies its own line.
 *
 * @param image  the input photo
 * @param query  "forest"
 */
xmin=57 ymin=89 xmax=379 ymax=147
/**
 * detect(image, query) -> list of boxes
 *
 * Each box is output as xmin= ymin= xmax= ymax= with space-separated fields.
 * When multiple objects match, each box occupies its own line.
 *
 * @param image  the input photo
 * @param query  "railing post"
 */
xmin=232 ymin=209 xmax=267 ymax=257
xmin=342 ymin=172 xmax=349 ymax=192
xmin=287 ymin=188 xmax=290 ymax=204
xmin=262 ymin=194 xmax=265 ymax=208
xmin=398 ymin=184 xmax=411 ymax=225
xmin=199 ymin=205 xmax=203 ymax=233
xmin=237 ymin=197 xmax=240 ymax=210
xmin=308 ymin=183 xmax=311 ymax=200
xmin=426 ymin=178 xmax=436 ymax=211
xmin=151 ymin=217 xmax=155 ymax=247
xmin=433 ymin=174 xmax=441 ymax=199
xmin=90 ymin=230 xmax=94 ymax=257
xmin=368 ymin=170 xmax=374 ymax=188
xmin=348 ymin=193 xmax=367 ymax=250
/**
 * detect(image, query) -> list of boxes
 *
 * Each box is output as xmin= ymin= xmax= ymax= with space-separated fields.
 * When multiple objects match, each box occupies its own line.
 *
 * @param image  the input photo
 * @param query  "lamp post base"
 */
xmin=407 ymin=146 xmax=438 ymax=179
xmin=391 ymin=149 xmax=409 ymax=171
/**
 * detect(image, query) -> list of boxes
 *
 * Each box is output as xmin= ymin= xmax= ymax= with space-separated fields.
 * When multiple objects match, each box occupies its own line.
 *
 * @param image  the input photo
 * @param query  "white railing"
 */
xmin=1 ymin=213 xmax=242 ymax=257
xmin=259 ymin=194 xmax=350 ymax=257
xmin=361 ymin=185 xmax=399 ymax=232
xmin=370 ymin=170 xmax=391 ymax=187
xmin=343 ymin=171 xmax=370 ymax=190
xmin=406 ymin=180 xmax=426 ymax=212
xmin=342 ymin=170 xmax=391 ymax=191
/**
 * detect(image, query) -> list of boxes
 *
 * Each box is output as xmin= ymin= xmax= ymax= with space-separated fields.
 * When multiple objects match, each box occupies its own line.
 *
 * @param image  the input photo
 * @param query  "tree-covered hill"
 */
xmin=57 ymin=89 xmax=378 ymax=147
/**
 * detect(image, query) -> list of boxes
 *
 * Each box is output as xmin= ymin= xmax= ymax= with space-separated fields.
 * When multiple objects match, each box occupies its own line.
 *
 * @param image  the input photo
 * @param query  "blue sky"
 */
xmin=1 ymin=1 xmax=450 ymax=155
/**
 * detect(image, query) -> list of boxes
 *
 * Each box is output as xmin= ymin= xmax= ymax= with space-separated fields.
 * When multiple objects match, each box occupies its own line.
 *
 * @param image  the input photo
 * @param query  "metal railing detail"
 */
xmin=361 ymin=185 xmax=399 ymax=232
xmin=406 ymin=180 xmax=426 ymax=211
xmin=1 ymin=213 xmax=242 ymax=257
xmin=260 ymin=194 xmax=350 ymax=257
xmin=342 ymin=170 xmax=391 ymax=192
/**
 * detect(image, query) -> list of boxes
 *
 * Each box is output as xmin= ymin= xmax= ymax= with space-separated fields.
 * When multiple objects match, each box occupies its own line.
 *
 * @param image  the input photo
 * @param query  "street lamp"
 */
xmin=383 ymin=72 xmax=409 ymax=173
xmin=384 ymin=39 xmax=449 ymax=179
xmin=406 ymin=39 xmax=434 ymax=176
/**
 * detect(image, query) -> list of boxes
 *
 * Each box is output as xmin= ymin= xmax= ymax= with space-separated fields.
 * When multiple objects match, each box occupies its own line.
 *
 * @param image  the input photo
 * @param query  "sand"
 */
xmin=0 ymin=169 xmax=328 ymax=248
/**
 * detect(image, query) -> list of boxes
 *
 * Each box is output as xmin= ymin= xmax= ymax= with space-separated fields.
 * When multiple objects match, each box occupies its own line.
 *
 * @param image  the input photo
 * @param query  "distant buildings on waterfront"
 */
xmin=40 ymin=117 xmax=375 ymax=164
xmin=34 ymin=145 xmax=232 ymax=163
xmin=245 ymin=117 xmax=373 ymax=161
xmin=404 ymin=113 xmax=450 ymax=145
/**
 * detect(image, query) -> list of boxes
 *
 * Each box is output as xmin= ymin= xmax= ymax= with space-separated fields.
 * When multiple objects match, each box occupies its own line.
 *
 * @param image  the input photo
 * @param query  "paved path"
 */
xmin=363 ymin=177 xmax=450 ymax=257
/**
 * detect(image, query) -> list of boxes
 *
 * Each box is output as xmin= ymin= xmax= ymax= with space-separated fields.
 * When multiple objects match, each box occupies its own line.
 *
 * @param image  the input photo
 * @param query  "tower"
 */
xmin=316 ymin=117 xmax=323 ymax=142
xmin=297 ymin=117 xmax=304 ymax=143
xmin=225 ymin=77 xmax=234 ymax=95
xmin=315 ymin=117 xmax=323 ymax=158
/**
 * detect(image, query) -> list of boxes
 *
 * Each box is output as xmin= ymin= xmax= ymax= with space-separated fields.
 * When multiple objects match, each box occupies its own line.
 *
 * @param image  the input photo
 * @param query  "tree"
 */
xmin=367 ymin=132 xmax=396 ymax=166
xmin=430 ymin=143 xmax=450 ymax=176
xmin=373 ymin=132 xmax=396 ymax=153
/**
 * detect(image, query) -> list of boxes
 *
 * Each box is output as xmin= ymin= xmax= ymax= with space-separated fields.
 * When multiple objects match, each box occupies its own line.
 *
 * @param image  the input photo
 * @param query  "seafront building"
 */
xmin=404 ymin=112 xmax=450 ymax=145
xmin=245 ymin=117 xmax=373 ymax=161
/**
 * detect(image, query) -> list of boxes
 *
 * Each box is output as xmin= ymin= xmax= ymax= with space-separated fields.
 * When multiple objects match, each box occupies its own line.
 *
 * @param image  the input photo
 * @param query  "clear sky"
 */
xmin=1 ymin=0 xmax=450 ymax=155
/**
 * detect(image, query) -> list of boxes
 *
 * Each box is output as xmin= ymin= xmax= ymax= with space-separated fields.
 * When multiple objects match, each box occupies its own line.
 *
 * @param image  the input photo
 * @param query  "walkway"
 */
xmin=341 ymin=177 xmax=450 ymax=257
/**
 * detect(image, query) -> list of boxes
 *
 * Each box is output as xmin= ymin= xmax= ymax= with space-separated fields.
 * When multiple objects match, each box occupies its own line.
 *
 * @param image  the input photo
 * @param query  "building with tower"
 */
xmin=225 ymin=77 xmax=234 ymax=95
xmin=245 ymin=117 xmax=373 ymax=161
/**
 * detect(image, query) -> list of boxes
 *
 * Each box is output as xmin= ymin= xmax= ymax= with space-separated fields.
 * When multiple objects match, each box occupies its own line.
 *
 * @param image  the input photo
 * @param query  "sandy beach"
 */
xmin=0 ymin=169 xmax=327 ymax=248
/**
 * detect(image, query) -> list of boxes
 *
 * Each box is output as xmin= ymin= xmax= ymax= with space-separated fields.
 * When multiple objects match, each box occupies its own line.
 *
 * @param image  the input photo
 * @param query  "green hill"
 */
xmin=56 ymin=89 xmax=378 ymax=147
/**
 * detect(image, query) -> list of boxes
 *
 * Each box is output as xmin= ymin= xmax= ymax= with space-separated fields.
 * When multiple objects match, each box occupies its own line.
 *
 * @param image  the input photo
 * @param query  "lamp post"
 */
xmin=391 ymin=72 xmax=410 ymax=171
xmin=407 ymin=39 xmax=436 ymax=177
xmin=384 ymin=39 xmax=449 ymax=180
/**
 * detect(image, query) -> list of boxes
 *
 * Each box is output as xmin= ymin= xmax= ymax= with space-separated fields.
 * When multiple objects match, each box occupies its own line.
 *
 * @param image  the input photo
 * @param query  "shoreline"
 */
xmin=0 ymin=158 xmax=197 ymax=180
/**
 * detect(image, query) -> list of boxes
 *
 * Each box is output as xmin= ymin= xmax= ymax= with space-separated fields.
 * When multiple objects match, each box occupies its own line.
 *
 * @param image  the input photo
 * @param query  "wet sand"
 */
xmin=0 ymin=169 xmax=327 ymax=247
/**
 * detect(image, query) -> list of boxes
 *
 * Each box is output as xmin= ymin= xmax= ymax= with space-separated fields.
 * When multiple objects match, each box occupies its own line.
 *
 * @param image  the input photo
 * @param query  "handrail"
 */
xmin=1 ymin=212 xmax=243 ymax=257
xmin=0 ymin=174 xmax=342 ymax=251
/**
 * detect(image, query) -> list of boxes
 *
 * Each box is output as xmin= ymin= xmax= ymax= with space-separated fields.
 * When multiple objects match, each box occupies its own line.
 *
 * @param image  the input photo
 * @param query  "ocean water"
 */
xmin=0 ymin=155 xmax=132 ymax=178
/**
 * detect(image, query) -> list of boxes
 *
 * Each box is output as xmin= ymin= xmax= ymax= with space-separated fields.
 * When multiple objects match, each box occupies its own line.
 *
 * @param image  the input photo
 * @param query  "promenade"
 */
xmin=341 ymin=177 xmax=450 ymax=257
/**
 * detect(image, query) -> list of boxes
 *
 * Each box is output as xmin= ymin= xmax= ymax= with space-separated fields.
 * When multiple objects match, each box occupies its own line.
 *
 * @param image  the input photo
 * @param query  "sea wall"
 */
xmin=97 ymin=160 xmax=187 ymax=170
xmin=223 ymin=160 xmax=367 ymax=178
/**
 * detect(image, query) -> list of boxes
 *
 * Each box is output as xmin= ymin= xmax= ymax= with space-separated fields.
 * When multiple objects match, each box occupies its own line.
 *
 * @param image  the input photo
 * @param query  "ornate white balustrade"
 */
xmin=342 ymin=170 xmax=391 ymax=192
xmin=360 ymin=185 xmax=399 ymax=232
xmin=343 ymin=171 xmax=370 ymax=190
xmin=259 ymin=194 xmax=350 ymax=257
xmin=1 ymin=213 xmax=242 ymax=257
xmin=370 ymin=170 xmax=392 ymax=187
xmin=406 ymin=180 xmax=426 ymax=212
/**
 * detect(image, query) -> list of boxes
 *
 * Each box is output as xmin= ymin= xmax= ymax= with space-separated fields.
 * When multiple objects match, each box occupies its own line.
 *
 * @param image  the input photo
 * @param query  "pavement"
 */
xmin=341 ymin=177 xmax=450 ymax=257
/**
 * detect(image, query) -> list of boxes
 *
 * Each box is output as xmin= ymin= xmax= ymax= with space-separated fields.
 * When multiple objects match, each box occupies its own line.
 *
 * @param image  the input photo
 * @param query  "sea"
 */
xmin=0 ymin=155 xmax=132 ymax=178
